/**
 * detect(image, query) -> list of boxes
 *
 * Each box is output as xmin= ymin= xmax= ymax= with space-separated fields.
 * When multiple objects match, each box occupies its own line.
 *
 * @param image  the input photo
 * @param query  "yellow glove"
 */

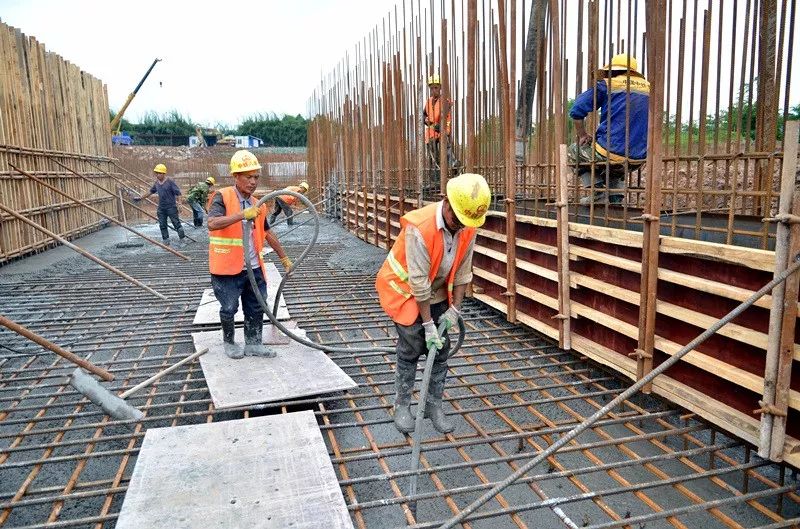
xmin=242 ymin=206 xmax=260 ymax=221
xmin=280 ymin=255 xmax=293 ymax=270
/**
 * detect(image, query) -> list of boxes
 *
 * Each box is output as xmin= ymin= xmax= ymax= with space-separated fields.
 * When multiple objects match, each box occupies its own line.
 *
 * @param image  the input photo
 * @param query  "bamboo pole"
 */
xmin=0 ymin=314 xmax=114 ymax=381
xmin=759 ymin=120 xmax=800 ymax=461
xmin=556 ymin=144 xmax=572 ymax=350
xmin=10 ymin=164 xmax=190 ymax=261
xmin=634 ymin=0 xmax=668 ymax=393
xmin=0 ymin=202 xmax=166 ymax=300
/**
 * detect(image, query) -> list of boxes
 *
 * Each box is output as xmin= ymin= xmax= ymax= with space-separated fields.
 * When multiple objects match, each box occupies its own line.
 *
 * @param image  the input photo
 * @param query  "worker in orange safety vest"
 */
xmin=207 ymin=150 xmax=293 ymax=359
xmin=423 ymin=74 xmax=461 ymax=171
xmin=375 ymin=173 xmax=491 ymax=433
xmin=268 ymin=181 xmax=309 ymax=226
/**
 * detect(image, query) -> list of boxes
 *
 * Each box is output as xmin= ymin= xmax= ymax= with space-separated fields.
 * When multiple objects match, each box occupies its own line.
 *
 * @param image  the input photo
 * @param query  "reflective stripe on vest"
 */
xmin=386 ymin=251 xmax=409 ymax=282
xmin=375 ymin=202 xmax=475 ymax=325
xmin=208 ymin=187 xmax=268 ymax=276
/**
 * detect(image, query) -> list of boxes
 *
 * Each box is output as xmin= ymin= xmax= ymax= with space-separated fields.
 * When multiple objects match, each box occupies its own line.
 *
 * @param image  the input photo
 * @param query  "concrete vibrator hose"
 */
xmin=242 ymin=188 xmax=466 ymax=356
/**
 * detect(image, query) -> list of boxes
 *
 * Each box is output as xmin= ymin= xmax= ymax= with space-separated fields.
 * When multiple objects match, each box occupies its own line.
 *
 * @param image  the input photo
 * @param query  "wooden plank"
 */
xmin=116 ymin=411 xmax=355 ymax=529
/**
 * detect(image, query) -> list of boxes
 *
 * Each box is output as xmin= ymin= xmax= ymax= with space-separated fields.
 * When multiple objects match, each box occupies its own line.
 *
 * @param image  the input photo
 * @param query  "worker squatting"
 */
xmin=136 ymin=53 xmax=645 ymax=433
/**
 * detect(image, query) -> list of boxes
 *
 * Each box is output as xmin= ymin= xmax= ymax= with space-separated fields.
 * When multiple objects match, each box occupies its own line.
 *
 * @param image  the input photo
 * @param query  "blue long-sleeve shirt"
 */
xmin=569 ymin=74 xmax=650 ymax=161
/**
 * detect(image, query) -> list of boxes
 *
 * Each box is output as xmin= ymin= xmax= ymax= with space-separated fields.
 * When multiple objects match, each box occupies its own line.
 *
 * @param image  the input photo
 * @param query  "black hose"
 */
xmin=242 ymin=189 xmax=465 ymax=354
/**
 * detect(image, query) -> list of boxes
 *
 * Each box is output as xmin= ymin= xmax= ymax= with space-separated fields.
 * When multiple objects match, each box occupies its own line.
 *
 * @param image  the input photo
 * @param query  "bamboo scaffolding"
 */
xmin=0 ymin=202 xmax=166 ymax=299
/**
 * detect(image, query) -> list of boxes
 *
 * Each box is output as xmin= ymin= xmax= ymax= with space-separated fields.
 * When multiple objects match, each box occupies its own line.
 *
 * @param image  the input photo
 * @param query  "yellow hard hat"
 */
xmin=153 ymin=163 xmax=167 ymax=174
xmin=299 ymin=181 xmax=309 ymax=192
xmin=602 ymin=54 xmax=638 ymax=73
xmin=229 ymin=150 xmax=262 ymax=174
xmin=427 ymin=74 xmax=441 ymax=86
xmin=206 ymin=176 xmax=216 ymax=186
xmin=446 ymin=173 xmax=491 ymax=228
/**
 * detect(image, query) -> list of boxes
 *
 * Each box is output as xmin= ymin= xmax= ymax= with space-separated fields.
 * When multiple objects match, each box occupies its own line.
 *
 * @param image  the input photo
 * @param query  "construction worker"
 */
xmin=135 ymin=163 xmax=187 ymax=246
xmin=569 ymin=53 xmax=650 ymax=204
xmin=376 ymin=172 xmax=490 ymax=434
xmin=207 ymin=150 xmax=293 ymax=360
xmin=186 ymin=176 xmax=216 ymax=227
xmin=423 ymin=75 xmax=460 ymax=172
xmin=268 ymin=181 xmax=310 ymax=227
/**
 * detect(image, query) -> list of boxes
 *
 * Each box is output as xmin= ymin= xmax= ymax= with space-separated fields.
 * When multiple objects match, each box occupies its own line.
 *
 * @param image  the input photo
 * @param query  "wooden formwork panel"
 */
xmin=352 ymin=191 xmax=800 ymax=467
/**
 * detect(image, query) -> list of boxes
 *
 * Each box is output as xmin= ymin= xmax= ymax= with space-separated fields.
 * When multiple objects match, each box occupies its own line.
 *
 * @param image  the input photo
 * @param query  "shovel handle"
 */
xmin=119 ymin=348 xmax=209 ymax=399
xmin=0 ymin=315 xmax=114 ymax=381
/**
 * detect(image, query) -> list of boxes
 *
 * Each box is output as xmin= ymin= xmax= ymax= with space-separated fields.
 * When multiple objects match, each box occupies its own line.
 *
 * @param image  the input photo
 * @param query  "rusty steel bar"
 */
xmin=0 ymin=203 xmax=166 ymax=300
xmin=0 ymin=315 xmax=114 ymax=382
xmin=10 ymin=164 xmax=190 ymax=262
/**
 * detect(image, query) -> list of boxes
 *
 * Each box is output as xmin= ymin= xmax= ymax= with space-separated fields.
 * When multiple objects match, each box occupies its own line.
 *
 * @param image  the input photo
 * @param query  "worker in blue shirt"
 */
xmin=569 ymin=54 xmax=649 ymax=204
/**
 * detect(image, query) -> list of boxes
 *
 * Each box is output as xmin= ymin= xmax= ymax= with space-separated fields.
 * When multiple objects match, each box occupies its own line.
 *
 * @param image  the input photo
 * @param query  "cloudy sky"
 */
xmin=1 ymin=0 xmax=396 ymax=126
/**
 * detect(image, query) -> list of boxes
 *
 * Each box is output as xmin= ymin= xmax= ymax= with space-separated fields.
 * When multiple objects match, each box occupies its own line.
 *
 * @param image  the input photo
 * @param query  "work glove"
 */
xmin=422 ymin=320 xmax=444 ymax=351
xmin=439 ymin=306 xmax=460 ymax=332
xmin=132 ymin=197 xmax=142 ymax=203
xmin=242 ymin=206 xmax=260 ymax=221
xmin=280 ymin=255 xmax=293 ymax=270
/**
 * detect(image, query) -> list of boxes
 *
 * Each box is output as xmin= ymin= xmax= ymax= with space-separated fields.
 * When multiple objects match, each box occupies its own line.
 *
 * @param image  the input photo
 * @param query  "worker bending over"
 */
xmin=268 ymin=181 xmax=309 ymax=227
xmin=186 ymin=176 xmax=216 ymax=227
xmin=207 ymin=150 xmax=293 ymax=359
xmin=135 ymin=163 xmax=187 ymax=246
xmin=376 ymin=173 xmax=490 ymax=434
xmin=569 ymin=54 xmax=649 ymax=204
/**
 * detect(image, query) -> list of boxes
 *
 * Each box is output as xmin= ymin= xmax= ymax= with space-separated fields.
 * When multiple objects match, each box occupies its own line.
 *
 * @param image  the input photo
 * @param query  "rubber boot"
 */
xmin=221 ymin=318 xmax=243 ymax=359
xmin=424 ymin=401 xmax=455 ymax=433
xmin=393 ymin=361 xmax=416 ymax=433
xmin=268 ymin=213 xmax=278 ymax=226
xmin=243 ymin=316 xmax=276 ymax=357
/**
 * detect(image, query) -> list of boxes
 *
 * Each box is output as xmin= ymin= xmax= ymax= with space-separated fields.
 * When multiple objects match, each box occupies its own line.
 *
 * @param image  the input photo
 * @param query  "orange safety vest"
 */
xmin=375 ymin=202 xmax=475 ymax=325
xmin=278 ymin=185 xmax=305 ymax=207
xmin=208 ymin=186 xmax=269 ymax=276
xmin=424 ymin=97 xmax=452 ymax=142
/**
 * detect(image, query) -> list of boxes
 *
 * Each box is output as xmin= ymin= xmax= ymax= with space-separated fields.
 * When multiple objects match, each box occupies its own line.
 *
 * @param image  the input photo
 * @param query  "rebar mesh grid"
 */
xmin=0 ymin=222 xmax=798 ymax=528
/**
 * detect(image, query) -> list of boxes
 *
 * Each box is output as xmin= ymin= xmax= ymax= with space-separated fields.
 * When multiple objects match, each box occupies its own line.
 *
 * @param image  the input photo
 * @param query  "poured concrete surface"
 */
xmin=116 ymin=411 xmax=354 ymax=529
xmin=192 ymin=329 xmax=357 ymax=410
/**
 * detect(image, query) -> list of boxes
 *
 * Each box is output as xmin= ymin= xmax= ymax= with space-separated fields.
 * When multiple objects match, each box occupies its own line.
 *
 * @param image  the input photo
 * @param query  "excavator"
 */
xmin=110 ymin=58 xmax=161 ymax=144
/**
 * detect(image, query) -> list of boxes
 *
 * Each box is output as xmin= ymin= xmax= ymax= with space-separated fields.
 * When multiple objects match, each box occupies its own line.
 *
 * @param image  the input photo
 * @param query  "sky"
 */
xmin=2 ymin=0 xmax=798 ymax=128
xmin=0 ymin=0 xmax=397 ymax=126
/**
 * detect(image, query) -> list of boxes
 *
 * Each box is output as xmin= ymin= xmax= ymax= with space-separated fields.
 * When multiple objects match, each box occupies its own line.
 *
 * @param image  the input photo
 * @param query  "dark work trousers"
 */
xmin=210 ymin=268 xmax=268 ymax=322
xmin=188 ymin=200 xmax=205 ymax=227
xmin=156 ymin=206 xmax=186 ymax=241
xmin=394 ymin=300 xmax=451 ymax=406
xmin=269 ymin=198 xmax=294 ymax=226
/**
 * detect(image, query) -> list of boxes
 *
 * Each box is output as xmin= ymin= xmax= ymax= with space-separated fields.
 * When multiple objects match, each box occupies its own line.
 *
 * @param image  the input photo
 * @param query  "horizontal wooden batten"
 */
xmin=344 ymin=191 xmax=800 ymax=461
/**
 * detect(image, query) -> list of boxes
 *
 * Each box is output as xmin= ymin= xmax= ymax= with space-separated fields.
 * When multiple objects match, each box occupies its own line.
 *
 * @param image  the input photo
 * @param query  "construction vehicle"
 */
xmin=109 ymin=58 xmax=161 ymax=136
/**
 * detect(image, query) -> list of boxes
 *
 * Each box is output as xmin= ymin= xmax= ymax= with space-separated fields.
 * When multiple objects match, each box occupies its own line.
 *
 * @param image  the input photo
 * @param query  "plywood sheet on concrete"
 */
xmin=192 ymin=329 xmax=357 ymax=410
xmin=192 ymin=286 xmax=290 ymax=325
xmin=116 ymin=410 xmax=354 ymax=529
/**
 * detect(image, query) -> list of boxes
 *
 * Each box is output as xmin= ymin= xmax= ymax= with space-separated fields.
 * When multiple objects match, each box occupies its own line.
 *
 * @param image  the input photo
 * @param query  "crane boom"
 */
xmin=110 ymin=58 xmax=161 ymax=135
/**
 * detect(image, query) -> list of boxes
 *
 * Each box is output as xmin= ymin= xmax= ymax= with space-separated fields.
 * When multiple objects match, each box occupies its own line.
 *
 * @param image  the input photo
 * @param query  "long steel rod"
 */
xmin=9 ymin=164 xmax=190 ymax=261
xmin=0 ymin=203 xmax=166 ymax=300
xmin=440 ymin=255 xmax=800 ymax=528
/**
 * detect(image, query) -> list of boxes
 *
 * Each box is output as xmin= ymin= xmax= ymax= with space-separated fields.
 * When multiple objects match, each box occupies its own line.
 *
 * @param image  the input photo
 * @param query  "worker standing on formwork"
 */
xmin=186 ymin=176 xmax=216 ymax=227
xmin=569 ymin=53 xmax=650 ymax=204
xmin=135 ymin=163 xmax=187 ymax=246
xmin=207 ymin=150 xmax=293 ymax=359
xmin=268 ymin=181 xmax=309 ymax=226
xmin=376 ymin=173 xmax=490 ymax=434
xmin=423 ymin=74 xmax=461 ymax=172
